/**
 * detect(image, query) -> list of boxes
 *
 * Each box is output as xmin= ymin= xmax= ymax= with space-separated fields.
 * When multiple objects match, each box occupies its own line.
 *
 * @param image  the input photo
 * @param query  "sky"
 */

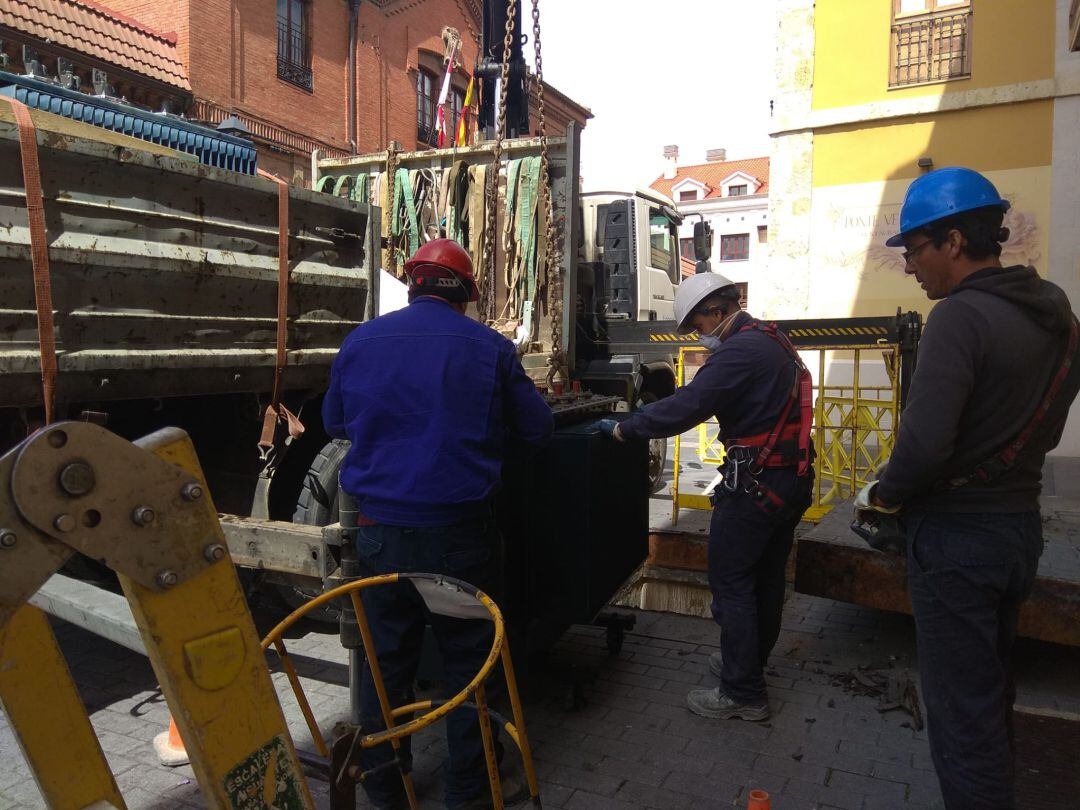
xmin=528 ymin=0 xmax=778 ymax=191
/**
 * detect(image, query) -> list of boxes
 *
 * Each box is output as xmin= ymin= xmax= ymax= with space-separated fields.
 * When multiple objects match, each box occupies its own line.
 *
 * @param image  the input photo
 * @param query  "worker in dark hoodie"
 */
xmin=854 ymin=167 xmax=1079 ymax=810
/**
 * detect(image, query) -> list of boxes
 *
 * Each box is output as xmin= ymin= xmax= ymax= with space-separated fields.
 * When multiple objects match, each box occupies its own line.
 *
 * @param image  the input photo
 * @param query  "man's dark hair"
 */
xmin=918 ymin=205 xmax=1010 ymax=261
xmin=698 ymin=287 xmax=741 ymax=314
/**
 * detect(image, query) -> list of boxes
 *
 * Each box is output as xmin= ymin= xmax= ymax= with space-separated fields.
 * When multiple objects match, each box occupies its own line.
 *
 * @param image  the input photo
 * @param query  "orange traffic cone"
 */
xmin=153 ymin=716 xmax=190 ymax=767
xmin=747 ymin=789 xmax=770 ymax=809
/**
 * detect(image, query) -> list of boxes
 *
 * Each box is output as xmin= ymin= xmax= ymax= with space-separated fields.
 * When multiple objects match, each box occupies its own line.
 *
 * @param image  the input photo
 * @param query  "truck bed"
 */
xmin=0 ymin=105 xmax=376 ymax=409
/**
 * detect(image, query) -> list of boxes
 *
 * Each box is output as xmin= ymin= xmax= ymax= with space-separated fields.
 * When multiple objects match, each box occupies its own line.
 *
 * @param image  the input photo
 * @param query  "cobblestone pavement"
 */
xmin=3 ymin=586 xmax=1079 ymax=810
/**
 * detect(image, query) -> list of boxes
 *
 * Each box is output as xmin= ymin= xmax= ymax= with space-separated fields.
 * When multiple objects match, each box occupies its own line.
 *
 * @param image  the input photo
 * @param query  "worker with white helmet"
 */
xmin=603 ymin=271 xmax=814 ymax=722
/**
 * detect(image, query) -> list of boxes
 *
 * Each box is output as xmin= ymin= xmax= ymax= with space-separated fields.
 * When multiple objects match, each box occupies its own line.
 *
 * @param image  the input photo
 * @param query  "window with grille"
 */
xmin=680 ymin=237 xmax=695 ymax=259
xmin=720 ymin=233 xmax=750 ymax=262
xmin=417 ymin=72 xmax=466 ymax=147
xmin=416 ymin=69 xmax=437 ymax=145
xmin=728 ymin=184 xmax=748 ymax=197
xmin=277 ymin=0 xmax=312 ymax=91
xmin=890 ymin=0 xmax=972 ymax=88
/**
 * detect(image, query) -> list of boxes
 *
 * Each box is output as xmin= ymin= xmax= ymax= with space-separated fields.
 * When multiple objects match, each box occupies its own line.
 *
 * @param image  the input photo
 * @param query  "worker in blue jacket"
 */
xmin=323 ymin=238 xmax=553 ymax=809
xmin=603 ymin=272 xmax=814 ymax=722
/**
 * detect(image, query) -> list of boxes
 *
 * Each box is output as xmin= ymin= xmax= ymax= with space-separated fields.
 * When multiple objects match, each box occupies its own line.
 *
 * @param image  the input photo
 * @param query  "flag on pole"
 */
xmin=456 ymin=75 xmax=475 ymax=147
xmin=435 ymin=42 xmax=459 ymax=148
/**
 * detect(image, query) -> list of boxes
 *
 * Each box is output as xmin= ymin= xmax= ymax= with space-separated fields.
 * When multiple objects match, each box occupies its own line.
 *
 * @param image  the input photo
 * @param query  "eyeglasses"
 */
xmin=902 ymin=240 xmax=934 ymax=263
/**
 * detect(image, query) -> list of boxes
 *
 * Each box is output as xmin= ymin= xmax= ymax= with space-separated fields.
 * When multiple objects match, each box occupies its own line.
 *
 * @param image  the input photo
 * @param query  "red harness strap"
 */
xmin=735 ymin=321 xmax=813 ymax=476
xmin=256 ymin=169 xmax=304 ymax=451
xmin=941 ymin=314 xmax=1080 ymax=490
xmin=2 ymin=97 xmax=58 ymax=424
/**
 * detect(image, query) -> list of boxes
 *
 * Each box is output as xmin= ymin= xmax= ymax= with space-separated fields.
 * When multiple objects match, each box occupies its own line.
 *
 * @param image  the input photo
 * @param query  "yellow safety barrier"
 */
xmin=261 ymin=573 xmax=541 ymax=810
xmin=671 ymin=340 xmax=902 ymax=524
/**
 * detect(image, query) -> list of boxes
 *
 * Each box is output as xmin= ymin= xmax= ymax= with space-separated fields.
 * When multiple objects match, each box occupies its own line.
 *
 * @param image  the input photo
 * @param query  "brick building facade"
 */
xmin=53 ymin=0 xmax=591 ymax=183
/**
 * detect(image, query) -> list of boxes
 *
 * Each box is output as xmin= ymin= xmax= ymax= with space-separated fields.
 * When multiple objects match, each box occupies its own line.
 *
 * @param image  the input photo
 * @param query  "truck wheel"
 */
xmin=280 ymin=439 xmax=351 ymax=622
xmin=639 ymin=393 xmax=667 ymax=493
xmin=292 ymin=439 xmax=350 ymax=525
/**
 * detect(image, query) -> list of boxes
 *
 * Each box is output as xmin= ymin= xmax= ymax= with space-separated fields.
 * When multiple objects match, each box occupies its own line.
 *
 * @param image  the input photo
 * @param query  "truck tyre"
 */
xmin=292 ymin=439 xmax=350 ymax=525
xmin=281 ymin=439 xmax=351 ymax=622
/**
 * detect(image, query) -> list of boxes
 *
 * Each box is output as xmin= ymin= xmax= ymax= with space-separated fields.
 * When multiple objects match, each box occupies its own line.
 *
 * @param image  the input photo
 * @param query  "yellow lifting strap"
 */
xmin=0 ymin=422 xmax=314 ymax=810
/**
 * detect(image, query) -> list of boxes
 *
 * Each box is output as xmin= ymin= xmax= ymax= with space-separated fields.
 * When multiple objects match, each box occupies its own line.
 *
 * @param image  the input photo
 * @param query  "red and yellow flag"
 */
xmin=456 ymin=76 xmax=475 ymax=147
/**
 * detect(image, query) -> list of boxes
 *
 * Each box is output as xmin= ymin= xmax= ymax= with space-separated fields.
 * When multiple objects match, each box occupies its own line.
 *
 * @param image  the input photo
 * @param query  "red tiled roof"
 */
xmin=0 ymin=0 xmax=189 ymax=90
xmin=650 ymin=156 xmax=769 ymax=200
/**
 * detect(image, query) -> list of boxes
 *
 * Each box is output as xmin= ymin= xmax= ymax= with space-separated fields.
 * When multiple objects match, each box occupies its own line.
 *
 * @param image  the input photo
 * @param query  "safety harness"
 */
xmin=938 ymin=314 xmax=1080 ymax=491
xmin=714 ymin=320 xmax=814 ymax=516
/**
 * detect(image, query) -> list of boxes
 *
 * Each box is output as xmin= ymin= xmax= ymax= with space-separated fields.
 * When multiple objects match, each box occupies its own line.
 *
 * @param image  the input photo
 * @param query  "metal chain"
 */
xmin=385 ymin=143 xmax=400 ymax=277
xmin=479 ymin=0 xmax=517 ymax=322
xmin=532 ymin=0 xmax=565 ymax=385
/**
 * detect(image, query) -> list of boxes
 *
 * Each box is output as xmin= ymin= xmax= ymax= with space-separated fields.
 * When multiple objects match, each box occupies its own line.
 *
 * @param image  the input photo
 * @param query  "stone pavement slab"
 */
xmin=3 ymin=588 xmax=1079 ymax=809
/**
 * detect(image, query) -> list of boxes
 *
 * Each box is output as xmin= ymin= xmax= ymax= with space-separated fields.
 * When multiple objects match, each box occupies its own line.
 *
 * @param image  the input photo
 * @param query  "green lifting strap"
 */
xmin=352 ymin=173 xmax=369 ymax=203
xmin=517 ymin=156 xmax=541 ymax=303
xmin=332 ymin=174 xmax=353 ymax=198
xmin=392 ymin=168 xmax=419 ymax=265
xmin=505 ymin=157 xmax=541 ymax=312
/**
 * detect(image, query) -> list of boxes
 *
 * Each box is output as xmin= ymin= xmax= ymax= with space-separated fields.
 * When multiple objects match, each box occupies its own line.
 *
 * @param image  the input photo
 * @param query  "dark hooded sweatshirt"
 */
xmin=876 ymin=265 xmax=1076 ymax=514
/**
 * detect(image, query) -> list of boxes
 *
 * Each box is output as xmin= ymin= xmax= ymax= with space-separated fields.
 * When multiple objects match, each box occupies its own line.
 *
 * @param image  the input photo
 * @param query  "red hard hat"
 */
xmin=403 ymin=239 xmax=479 ymax=302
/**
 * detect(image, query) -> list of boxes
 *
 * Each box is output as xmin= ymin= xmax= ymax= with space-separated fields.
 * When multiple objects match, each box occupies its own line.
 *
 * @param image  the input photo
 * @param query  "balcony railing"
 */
xmin=277 ymin=17 xmax=313 ymax=91
xmin=891 ymin=10 xmax=971 ymax=88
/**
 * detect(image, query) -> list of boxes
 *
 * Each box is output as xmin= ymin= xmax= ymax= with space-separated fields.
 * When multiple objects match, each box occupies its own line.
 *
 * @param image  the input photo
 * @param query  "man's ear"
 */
xmin=948 ymin=228 xmax=965 ymax=259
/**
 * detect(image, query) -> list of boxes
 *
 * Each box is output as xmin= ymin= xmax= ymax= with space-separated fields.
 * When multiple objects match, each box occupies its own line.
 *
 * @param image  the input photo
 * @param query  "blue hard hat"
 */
xmin=886 ymin=167 xmax=1010 ymax=247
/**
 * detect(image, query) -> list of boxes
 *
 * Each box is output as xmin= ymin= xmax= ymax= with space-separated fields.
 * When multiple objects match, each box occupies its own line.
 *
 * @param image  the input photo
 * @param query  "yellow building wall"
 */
xmin=812 ymin=0 xmax=1055 ymax=111
xmin=813 ymin=100 xmax=1054 ymax=187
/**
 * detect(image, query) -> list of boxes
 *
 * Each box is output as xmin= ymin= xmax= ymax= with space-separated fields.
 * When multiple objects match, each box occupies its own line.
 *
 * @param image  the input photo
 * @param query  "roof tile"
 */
xmin=0 ymin=0 xmax=188 ymax=90
xmin=650 ymin=156 xmax=770 ymax=200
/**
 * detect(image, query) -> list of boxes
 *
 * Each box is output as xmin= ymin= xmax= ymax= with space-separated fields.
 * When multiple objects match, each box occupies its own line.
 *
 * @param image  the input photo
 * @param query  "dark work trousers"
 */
xmin=709 ymin=467 xmax=813 ymax=704
xmin=354 ymin=515 xmax=503 ymax=809
xmin=905 ymin=510 xmax=1043 ymax=810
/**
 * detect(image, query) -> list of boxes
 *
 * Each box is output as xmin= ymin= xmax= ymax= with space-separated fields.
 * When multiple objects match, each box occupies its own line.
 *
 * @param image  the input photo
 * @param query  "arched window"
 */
xmin=277 ymin=0 xmax=312 ymax=91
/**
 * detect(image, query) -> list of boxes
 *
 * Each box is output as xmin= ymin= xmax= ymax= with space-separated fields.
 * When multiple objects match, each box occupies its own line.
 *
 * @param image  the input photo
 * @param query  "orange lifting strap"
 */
xmin=2 ymin=96 xmax=57 ymax=424
xmin=256 ymin=168 xmax=304 ymax=450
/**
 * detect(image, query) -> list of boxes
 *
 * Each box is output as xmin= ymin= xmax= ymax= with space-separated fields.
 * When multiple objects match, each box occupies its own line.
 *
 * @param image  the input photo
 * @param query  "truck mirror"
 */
xmin=692 ymin=221 xmax=712 ymax=261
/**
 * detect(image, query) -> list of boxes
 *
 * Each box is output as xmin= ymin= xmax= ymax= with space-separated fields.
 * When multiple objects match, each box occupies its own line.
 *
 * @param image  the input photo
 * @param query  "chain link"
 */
xmin=479 ymin=0 xmax=517 ymax=323
xmin=385 ymin=143 xmax=400 ymax=277
xmin=531 ymin=0 xmax=565 ymax=385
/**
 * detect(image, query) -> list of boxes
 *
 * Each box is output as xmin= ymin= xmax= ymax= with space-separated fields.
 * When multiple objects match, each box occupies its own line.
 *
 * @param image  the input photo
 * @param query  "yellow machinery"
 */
xmin=0 ymin=422 xmax=539 ymax=810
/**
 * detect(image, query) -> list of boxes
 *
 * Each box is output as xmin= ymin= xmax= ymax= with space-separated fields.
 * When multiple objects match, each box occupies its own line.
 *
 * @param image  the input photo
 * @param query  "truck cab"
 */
xmin=580 ymin=188 xmax=681 ymax=323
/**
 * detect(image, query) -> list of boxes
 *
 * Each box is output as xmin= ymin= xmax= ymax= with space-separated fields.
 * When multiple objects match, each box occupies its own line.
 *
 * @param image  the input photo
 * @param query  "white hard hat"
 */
xmin=674 ymin=272 xmax=738 ymax=334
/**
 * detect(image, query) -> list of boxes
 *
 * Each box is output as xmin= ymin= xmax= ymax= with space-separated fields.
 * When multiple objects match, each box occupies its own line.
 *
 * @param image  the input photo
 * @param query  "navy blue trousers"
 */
xmin=906 ymin=510 xmax=1043 ymax=810
xmin=708 ymin=468 xmax=812 ymax=703
xmin=354 ymin=516 xmax=502 ymax=808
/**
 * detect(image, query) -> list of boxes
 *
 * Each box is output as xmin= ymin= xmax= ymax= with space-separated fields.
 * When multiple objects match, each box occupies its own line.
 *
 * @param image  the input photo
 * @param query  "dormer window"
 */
xmin=728 ymin=185 xmax=748 ymax=197
xmin=679 ymin=190 xmax=698 ymax=202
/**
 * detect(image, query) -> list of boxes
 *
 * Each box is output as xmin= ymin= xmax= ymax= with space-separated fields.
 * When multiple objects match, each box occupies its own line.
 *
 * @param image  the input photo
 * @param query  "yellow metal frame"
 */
xmin=671 ymin=342 xmax=902 ymax=525
xmin=0 ymin=423 xmax=315 ymax=810
xmin=260 ymin=575 xmax=541 ymax=810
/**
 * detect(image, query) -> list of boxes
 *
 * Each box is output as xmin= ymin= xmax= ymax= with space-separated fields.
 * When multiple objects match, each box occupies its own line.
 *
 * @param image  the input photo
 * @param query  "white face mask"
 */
xmin=699 ymin=309 xmax=739 ymax=352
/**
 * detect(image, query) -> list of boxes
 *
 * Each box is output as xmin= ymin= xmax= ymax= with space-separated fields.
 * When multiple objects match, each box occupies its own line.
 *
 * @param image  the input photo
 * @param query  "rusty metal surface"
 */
xmin=795 ymin=496 xmax=1080 ymax=647
xmin=0 ymin=108 xmax=376 ymax=408
xmin=1014 ymin=709 xmax=1080 ymax=808
xmin=10 ymin=423 xmax=217 ymax=592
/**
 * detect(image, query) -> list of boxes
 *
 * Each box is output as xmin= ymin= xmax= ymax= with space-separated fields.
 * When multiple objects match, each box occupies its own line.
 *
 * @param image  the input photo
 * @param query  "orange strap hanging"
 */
xmin=257 ymin=169 xmax=304 ymax=450
xmin=2 ymin=96 xmax=57 ymax=424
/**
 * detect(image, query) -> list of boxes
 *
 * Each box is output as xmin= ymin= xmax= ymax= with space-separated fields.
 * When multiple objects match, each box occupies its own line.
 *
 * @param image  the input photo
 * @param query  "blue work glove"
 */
xmin=596 ymin=419 xmax=624 ymax=441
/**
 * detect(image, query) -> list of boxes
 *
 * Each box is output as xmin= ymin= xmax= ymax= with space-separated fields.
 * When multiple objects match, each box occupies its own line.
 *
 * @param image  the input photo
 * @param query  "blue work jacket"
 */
xmin=322 ymin=296 xmax=554 ymax=526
